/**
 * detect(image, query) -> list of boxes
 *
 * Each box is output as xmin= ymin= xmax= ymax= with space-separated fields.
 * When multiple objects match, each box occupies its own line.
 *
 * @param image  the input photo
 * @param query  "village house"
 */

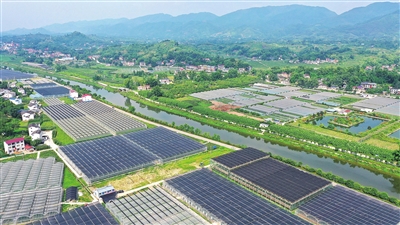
xmin=82 ymin=94 xmax=92 ymax=102
xmin=3 ymin=91 xmax=16 ymax=99
xmin=9 ymin=82 xmax=17 ymax=88
xmin=159 ymin=78 xmax=171 ymax=85
xmin=28 ymin=101 xmax=39 ymax=110
xmin=303 ymin=74 xmax=310 ymax=79
xmin=361 ymin=82 xmax=377 ymax=89
xmin=353 ymin=85 xmax=365 ymax=94
xmin=390 ymin=87 xmax=400 ymax=95
xmin=139 ymin=62 xmax=146 ymax=67
xmin=9 ymin=97 xmax=22 ymax=105
xmin=21 ymin=110 xmax=35 ymax=121
xmin=3 ymin=137 xmax=25 ymax=154
xmin=18 ymin=88 xmax=25 ymax=94
xmin=138 ymin=85 xmax=151 ymax=91
xmin=28 ymin=123 xmax=42 ymax=141
xmin=70 ymin=90 xmax=79 ymax=99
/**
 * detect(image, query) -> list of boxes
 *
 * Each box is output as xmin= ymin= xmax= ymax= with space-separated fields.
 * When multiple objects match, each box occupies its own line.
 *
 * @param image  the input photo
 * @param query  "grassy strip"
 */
xmin=0 ymin=153 xmax=38 ymax=163
xmin=290 ymin=121 xmax=360 ymax=141
xmin=59 ymin=96 xmax=76 ymax=105
xmin=364 ymin=139 xmax=399 ymax=151
xmin=53 ymin=124 xmax=75 ymax=146
xmin=93 ymin=147 xmax=234 ymax=190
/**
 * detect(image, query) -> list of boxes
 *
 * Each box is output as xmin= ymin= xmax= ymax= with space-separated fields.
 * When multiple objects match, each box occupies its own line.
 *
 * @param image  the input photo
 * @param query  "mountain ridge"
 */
xmin=2 ymin=2 xmax=398 ymax=41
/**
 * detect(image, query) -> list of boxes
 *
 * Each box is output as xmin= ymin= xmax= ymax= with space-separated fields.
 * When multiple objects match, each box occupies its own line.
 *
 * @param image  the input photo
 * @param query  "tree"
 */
xmin=151 ymin=86 xmax=163 ymax=97
xmin=128 ymin=106 xmax=136 ymax=113
xmin=393 ymin=150 xmax=400 ymax=166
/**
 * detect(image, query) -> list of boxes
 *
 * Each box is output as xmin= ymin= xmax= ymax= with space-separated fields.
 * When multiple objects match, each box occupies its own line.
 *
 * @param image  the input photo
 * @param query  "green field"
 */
xmin=330 ymin=96 xmax=361 ymax=105
xmin=59 ymin=97 xmax=76 ymax=105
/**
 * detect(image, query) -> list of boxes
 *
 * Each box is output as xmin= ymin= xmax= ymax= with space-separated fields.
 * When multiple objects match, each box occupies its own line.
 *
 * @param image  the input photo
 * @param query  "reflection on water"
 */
xmin=315 ymin=116 xmax=384 ymax=134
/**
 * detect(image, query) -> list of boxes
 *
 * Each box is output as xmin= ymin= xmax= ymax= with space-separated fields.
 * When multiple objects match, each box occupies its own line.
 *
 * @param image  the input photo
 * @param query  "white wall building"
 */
xmin=28 ymin=123 xmax=42 ymax=140
xmin=70 ymin=90 xmax=79 ymax=99
xmin=82 ymin=94 xmax=92 ymax=102
xmin=21 ymin=111 xmax=35 ymax=121
xmin=94 ymin=185 xmax=115 ymax=198
xmin=3 ymin=137 xmax=25 ymax=154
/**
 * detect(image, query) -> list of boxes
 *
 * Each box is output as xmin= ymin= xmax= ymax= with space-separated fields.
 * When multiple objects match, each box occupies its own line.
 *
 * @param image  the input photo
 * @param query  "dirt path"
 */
xmin=228 ymin=110 xmax=264 ymax=122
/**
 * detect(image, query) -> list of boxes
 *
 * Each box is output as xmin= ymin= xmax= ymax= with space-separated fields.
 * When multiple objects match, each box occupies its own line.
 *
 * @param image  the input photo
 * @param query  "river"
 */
xmin=65 ymin=79 xmax=400 ymax=197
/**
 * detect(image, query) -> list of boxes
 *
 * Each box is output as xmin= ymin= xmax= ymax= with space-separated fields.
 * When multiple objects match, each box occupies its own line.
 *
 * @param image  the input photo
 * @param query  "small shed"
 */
xmin=94 ymin=185 xmax=115 ymax=198
xmin=65 ymin=186 xmax=78 ymax=202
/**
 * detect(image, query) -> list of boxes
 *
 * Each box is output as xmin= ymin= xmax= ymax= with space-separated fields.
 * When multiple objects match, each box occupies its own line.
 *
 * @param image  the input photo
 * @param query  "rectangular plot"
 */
xmin=279 ymin=91 xmax=311 ymax=98
xmin=164 ymin=169 xmax=309 ymax=225
xmin=106 ymin=186 xmax=209 ymax=225
xmin=73 ymin=101 xmax=146 ymax=134
xmin=56 ymin=117 xmax=111 ymax=141
xmin=43 ymin=104 xmax=86 ymax=120
xmin=44 ymin=98 xmax=64 ymax=106
xmin=264 ymin=99 xmax=305 ymax=110
xmin=300 ymin=92 xmax=341 ymax=102
xmin=0 ymin=69 xmax=36 ymax=81
xmin=35 ymin=87 xmax=70 ymax=97
xmin=248 ymin=105 xmax=279 ymax=115
xmin=212 ymin=147 xmax=269 ymax=169
xmin=375 ymin=103 xmax=400 ymax=116
xmin=264 ymin=86 xmax=301 ymax=95
xmin=231 ymin=158 xmax=331 ymax=206
xmin=59 ymin=136 xmax=159 ymax=185
xmin=29 ymin=202 xmax=118 ymax=225
xmin=298 ymin=186 xmax=400 ymax=225
xmin=283 ymin=105 xmax=325 ymax=117
xmin=123 ymin=127 xmax=206 ymax=161
xmin=0 ymin=187 xmax=62 ymax=225
xmin=190 ymin=88 xmax=244 ymax=100
xmin=353 ymin=97 xmax=400 ymax=110
xmin=0 ymin=157 xmax=63 ymax=194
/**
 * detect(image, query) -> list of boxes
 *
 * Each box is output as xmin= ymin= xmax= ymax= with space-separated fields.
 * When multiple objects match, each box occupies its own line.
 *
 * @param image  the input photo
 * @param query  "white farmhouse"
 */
xmin=28 ymin=123 xmax=42 ymax=140
xmin=3 ymin=137 xmax=25 ymax=154
xmin=70 ymin=90 xmax=79 ymax=99
xmin=9 ymin=97 xmax=22 ymax=105
xmin=82 ymin=94 xmax=92 ymax=102
xmin=21 ymin=110 xmax=35 ymax=121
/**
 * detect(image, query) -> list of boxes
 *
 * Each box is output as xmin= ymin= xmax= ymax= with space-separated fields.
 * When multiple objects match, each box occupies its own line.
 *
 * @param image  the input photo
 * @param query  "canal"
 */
xmin=65 ymin=79 xmax=400 ymax=197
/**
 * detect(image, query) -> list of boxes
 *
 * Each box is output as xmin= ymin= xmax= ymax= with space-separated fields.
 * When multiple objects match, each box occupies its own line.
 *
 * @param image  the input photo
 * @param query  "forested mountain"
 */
xmin=2 ymin=2 xmax=399 ymax=42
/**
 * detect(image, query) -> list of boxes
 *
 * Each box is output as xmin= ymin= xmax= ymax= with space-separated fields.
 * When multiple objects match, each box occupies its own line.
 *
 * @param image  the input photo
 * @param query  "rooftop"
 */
xmin=4 ymin=137 xmax=24 ymax=145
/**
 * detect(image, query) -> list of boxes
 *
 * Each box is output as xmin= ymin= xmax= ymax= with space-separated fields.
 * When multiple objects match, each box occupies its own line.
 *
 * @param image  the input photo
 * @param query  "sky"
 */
xmin=0 ymin=0 xmax=395 ymax=31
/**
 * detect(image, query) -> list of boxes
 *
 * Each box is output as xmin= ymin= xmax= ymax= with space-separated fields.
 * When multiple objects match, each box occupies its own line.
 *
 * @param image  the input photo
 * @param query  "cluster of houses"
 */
xmin=289 ymin=58 xmax=339 ymax=64
xmin=303 ymin=58 xmax=339 ymax=65
xmin=69 ymin=90 xmax=93 ymax=101
xmin=3 ymin=100 xmax=43 ymax=155
xmin=0 ymin=42 xmax=19 ymax=54
xmin=1 ymin=84 xmax=28 ymax=105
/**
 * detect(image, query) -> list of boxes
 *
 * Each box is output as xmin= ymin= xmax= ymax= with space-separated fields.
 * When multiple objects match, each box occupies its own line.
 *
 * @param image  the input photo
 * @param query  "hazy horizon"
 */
xmin=1 ymin=0 xmax=397 ymax=32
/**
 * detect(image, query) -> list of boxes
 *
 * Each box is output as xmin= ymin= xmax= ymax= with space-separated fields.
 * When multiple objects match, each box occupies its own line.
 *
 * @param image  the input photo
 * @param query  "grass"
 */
xmin=59 ymin=96 xmax=76 ymax=105
xmin=218 ymin=98 xmax=234 ymax=104
xmin=54 ymin=125 xmax=75 ymax=145
xmin=0 ymin=153 xmax=38 ymax=163
xmin=330 ymin=96 xmax=361 ymax=105
xmin=364 ymin=139 xmax=399 ymax=151
xmin=290 ymin=122 xmax=360 ymax=142
xmin=93 ymin=147 xmax=234 ymax=190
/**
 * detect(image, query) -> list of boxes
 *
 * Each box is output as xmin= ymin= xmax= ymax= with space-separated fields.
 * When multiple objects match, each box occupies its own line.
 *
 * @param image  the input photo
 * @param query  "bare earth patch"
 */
xmin=210 ymin=101 xmax=240 ymax=111
xmin=228 ymin=111 xmax=265 ymax=122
